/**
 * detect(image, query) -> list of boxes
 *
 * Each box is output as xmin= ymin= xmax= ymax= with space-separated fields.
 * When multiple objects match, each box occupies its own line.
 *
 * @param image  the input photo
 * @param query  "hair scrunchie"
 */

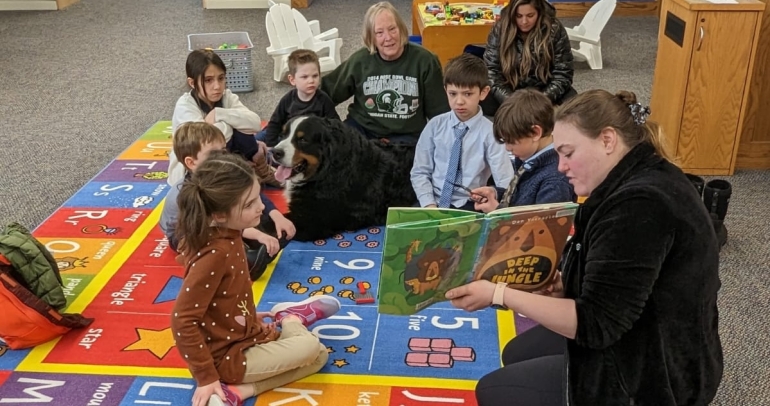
xmin=628 ymin=103 xmax=651 ymax=126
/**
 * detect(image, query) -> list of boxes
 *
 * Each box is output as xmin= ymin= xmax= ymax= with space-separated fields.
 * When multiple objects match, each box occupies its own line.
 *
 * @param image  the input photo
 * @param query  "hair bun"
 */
xmin=615 ymin=90 xmax=638 ymax=106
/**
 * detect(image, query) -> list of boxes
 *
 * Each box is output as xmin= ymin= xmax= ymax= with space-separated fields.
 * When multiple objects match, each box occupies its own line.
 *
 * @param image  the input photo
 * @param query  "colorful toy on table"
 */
xmin=422 ymin=2 xmax=505 ymax=25
xmin=425 ymin=3 xmax=443 ymax=14
xmin=204 ymin=43 xmax=250 ymax=50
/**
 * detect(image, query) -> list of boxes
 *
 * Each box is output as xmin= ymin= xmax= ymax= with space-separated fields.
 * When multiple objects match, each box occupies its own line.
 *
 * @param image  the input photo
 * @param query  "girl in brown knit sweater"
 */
xmin=171 ymin=152 xmax=340 ymax=406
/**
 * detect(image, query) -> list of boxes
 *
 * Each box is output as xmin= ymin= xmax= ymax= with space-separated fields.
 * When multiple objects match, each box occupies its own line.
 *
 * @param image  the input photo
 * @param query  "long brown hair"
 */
xmin=186 ymin=49 xmax=227 ymax=106
xmin=176 ymin=152 xmax=258 ymax=255
xmin=555 ymin=89 xmax=672 ymax=161
xmin=498 ymin=0 xmax=554 ymax=89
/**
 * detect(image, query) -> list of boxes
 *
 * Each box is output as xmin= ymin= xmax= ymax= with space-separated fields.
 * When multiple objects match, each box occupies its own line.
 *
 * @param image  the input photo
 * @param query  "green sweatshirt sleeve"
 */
xmin=422 ymin=54 xmax=450 ymax=119
xmin=321 ymin=54 xmax=357 ymax=105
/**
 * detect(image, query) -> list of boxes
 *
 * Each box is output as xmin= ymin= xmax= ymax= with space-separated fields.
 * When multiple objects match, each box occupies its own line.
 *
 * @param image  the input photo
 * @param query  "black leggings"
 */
xmin=476 ymin=325 xmax=566 ymax=406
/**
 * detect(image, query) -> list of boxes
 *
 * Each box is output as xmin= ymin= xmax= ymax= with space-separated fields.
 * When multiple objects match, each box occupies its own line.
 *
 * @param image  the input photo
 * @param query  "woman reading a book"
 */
xmin=446 ymin=89 xmax=723 ymax=406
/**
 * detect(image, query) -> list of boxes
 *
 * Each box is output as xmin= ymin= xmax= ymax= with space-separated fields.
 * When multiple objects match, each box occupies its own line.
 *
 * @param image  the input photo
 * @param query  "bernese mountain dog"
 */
xmin=270 ymin=116 xmax=417 ymax=242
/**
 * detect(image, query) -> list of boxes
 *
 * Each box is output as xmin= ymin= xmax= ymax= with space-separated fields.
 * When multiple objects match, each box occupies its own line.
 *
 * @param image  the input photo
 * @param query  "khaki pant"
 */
xmin=242 ymin=318 xmax=328 ymax=395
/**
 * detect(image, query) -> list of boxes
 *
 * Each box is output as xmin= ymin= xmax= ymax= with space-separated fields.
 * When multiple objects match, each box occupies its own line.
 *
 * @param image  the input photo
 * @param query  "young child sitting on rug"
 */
xmin=168 ymin=49 xmax=280 ymax=188
xmin=259 ymin=49 xmax=340 ymax=147
xmin=471 ymin=89 xmax=574 ymax=211
xmin=171 ymin=152 xmax=341 ymax=406
xmin=411 ymin=53 xmax=514 ymax=211
xmin=160 ymin=122 xmax=295 ymax=280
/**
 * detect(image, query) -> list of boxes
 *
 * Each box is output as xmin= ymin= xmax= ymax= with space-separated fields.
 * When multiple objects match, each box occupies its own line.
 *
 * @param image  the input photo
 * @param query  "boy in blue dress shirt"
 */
xmin=410 ymin=53 xmax=514 ymax=211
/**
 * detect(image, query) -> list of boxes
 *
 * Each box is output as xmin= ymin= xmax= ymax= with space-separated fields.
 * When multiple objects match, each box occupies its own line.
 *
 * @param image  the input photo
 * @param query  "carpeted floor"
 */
xmin=0 ymin=0 xmax=768 ymax=404
xmin=0 ymin=121 xmax=515 ymax=404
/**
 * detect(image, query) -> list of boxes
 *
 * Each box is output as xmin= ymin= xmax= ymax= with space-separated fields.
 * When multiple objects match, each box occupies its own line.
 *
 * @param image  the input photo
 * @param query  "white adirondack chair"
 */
xmin=265 ymin=3 xmax=343 ymax=82
xmin=564 ymin=0 xmax=616 ymax=70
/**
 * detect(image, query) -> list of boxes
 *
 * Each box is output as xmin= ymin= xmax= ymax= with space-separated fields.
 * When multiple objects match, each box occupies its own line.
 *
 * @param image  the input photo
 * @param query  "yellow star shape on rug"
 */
xmin=344 ymin=345 xmax=361 ymax=354
xmin=123 ymin=327 xmax=176 ymax=360
xmin=332 ymin=359 xmax=349 ymax=368
xmin=326 ymin=346 xmax=335 ymax=354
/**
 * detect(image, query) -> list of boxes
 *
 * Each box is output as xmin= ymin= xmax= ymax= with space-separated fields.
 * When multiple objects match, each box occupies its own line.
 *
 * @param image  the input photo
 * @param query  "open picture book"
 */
xmin=377 ymin=202 xmax=578 ymax=316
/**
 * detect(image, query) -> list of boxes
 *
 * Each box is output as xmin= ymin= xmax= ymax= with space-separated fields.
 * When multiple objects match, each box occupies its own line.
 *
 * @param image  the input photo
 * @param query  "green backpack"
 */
xmin=0 ymin=223 xmax=66 ymax=310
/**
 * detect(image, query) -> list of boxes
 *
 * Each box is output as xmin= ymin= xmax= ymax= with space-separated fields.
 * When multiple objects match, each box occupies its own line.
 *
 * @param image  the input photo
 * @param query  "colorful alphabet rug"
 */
xmin=0 ymin=121 xmax=535 ymax=405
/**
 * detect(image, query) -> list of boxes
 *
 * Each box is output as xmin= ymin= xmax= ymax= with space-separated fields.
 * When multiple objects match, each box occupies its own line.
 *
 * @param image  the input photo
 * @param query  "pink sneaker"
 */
xmin=270 ymin=295 xmax=341 ymax=327
xmin=208 ymin=382 xmax=241 ymax=406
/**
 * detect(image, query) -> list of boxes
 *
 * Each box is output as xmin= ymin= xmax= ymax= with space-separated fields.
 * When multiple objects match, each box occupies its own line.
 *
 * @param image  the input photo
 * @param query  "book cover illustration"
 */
xmin=378 ymin=209 xmax=484 ymax=316
xmin=473 ymin=205 xmax=577 ymax=291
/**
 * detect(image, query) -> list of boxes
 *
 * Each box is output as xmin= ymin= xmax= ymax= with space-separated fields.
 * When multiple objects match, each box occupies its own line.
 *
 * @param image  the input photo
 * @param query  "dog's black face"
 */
xmin=272 ymin=116 xmax=329 ymax=183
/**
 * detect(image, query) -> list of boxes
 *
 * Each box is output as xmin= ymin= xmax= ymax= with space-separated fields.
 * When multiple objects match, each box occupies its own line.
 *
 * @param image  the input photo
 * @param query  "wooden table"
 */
xmin=411 ymin=1 xmax=506 ymax=66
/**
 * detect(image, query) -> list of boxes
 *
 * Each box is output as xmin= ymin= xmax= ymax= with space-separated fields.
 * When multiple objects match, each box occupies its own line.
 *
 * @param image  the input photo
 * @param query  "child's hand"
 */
xmin=533 ymin=271 xmax=565 ymax=298
xmin=251 ymin=149 xmax=265 ymax=165
xmin=262 ymin=323 xmax=279 ymax=341
xmin=270 ymin=211 xmax=296 ymax=240
xmin=472 ymin=187 xmax=499 ymax=213
xmin=256 ymin=312 xmax=279 ymax=340
xmin=424 ymin=204 xmax=437 ymax=208
xmin=192 ymin=381 xmax=225 ymax=406
xmin=242 ymin=228 xmax=279 ymax=256
xmin=257 ymin=140 xmax=268 ymax=155
xmin=204 ymin=110 xmax=217 ymax=125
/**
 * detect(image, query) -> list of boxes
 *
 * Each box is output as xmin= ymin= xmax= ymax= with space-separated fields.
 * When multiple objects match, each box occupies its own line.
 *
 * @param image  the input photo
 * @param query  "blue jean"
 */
xmin=255 ymin=129 xmax=267 ymax=143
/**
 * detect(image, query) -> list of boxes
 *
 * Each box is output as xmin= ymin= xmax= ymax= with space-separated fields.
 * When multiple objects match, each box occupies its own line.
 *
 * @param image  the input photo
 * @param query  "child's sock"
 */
xmin=211 ymin=382 xmax=244 ymax=406
xmin=225 ymin=383 xmax=255 ymax=402
xmin=225 ymin=384 xmax=244 ymax=401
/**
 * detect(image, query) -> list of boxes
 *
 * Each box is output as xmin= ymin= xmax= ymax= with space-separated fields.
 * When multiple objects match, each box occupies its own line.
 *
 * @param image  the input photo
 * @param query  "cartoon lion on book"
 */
xmin=402 ymin=242 xmax=461 ymax=296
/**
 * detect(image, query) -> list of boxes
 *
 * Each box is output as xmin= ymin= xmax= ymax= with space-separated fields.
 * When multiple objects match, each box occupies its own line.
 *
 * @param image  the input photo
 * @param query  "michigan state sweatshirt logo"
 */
xmin=363 ymin=74 xmax=419 ymax=119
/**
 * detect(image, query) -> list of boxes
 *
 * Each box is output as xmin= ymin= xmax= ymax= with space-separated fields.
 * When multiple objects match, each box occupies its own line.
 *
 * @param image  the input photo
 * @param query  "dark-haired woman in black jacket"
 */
xmin=482 ymin=0 xmax=575 ymax=115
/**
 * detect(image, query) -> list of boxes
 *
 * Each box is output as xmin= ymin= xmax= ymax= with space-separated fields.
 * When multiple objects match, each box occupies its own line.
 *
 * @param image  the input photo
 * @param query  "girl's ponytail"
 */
xmin=176 ymin=180 xmax=210 ymax=256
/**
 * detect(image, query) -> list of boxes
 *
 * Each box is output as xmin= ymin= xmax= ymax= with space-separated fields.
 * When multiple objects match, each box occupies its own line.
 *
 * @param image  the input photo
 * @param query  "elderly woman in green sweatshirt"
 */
xmin=321 ymin=1 xmax=450 ymax=146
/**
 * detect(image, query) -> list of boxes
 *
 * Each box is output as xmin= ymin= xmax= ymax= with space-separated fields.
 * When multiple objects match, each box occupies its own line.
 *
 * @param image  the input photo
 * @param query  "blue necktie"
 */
xmin=438 ymin=124 xmax=468 ymax=208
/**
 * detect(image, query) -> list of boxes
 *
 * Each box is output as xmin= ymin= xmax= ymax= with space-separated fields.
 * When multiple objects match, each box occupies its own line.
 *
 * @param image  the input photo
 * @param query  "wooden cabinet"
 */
xmin=737 ymin=0 xmax=770 ymax=169
xmin=650 ymin=0 xmax=765 ymax=175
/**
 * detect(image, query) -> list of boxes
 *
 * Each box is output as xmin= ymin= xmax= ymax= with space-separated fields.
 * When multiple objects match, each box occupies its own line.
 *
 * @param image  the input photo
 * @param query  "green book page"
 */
xmin=378 ymin=215 xmax=484 ymax=316
xmin=385 ymin=207 xmax=481 ymax=227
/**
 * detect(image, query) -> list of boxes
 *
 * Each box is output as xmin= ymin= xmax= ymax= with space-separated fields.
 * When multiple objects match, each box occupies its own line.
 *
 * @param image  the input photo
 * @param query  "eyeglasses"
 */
xmin=451 ymin=182 xmax=489 ymax=204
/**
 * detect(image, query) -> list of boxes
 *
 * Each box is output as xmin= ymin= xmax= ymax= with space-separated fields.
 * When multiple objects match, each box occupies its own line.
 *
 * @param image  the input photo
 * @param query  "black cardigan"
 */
xmin=561 ymin=143 xmax=723 ymax=405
